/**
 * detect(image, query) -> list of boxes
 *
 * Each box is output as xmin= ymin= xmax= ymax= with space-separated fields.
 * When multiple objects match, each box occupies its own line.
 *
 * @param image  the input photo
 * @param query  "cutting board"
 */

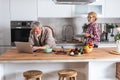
xmin=109 ymin=50 xmax=120 ymax=55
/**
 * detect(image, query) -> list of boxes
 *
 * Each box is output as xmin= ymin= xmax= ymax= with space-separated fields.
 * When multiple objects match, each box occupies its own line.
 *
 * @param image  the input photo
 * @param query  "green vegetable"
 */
xmin=115 ymin=32 xmax=120 ymax=41
xmin=78 ymin=52 xmax=81 ymax=56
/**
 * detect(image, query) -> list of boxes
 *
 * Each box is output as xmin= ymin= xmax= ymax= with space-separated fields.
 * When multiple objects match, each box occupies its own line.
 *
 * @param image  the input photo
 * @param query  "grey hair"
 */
xmin=31 ymin=21 xmax=42 ymax=28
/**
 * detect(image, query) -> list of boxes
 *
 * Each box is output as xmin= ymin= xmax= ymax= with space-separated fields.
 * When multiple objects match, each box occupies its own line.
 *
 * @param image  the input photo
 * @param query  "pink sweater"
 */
xmin=86 ymin=22 xmax=100 ymax=45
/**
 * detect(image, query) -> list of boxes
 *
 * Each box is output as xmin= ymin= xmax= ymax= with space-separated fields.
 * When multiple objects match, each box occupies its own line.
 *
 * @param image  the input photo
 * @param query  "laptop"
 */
xmin=15 ymin=42 xmax=33 ymax=53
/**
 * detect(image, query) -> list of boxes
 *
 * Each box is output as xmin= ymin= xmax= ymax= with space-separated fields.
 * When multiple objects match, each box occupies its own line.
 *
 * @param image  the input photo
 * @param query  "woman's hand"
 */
xmin=84 ymin=33 xmax=90 ymax=37
xmin=90 ymin=34 xmax=94 ymax=38
xmin=84 ymin=33 xmax=94 ymax=38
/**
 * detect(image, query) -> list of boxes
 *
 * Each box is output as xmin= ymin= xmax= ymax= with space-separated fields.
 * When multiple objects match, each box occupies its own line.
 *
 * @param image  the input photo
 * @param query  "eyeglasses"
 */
xmin=87 ymin=16 xmax=94 ymax=19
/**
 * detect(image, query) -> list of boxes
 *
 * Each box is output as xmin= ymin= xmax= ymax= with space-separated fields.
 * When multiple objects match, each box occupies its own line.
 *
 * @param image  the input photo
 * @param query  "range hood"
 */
xmin=53 ymin=0 xmax=96 ymax=5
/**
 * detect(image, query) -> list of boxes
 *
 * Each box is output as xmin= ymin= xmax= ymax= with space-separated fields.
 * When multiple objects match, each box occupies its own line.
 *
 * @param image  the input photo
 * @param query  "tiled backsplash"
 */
xmin=38 ymin=18 xmax=120 ymax=42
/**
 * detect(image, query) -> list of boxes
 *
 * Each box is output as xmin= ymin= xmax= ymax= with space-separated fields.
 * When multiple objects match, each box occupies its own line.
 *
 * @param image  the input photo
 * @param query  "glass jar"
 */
xmin=116 ymin=40 xmax=120 ymax=52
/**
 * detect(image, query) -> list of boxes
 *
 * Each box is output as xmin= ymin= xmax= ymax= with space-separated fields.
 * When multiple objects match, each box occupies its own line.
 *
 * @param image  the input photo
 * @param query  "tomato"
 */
xmin=88 ymin=41 xmax=94 ymax=46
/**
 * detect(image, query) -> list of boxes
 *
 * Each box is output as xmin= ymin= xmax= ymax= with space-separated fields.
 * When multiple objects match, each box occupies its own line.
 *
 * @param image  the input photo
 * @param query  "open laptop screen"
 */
xmin=15 ymin=42 xmax=33 ymax=53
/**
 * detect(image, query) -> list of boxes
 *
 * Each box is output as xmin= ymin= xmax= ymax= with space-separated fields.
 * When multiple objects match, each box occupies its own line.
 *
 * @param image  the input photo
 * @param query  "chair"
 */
xmin=58 ymin=69 xmax=77 ymax=80
xmin=116 ymin=62 xmax=120 ymax=80
xmin=44 ymin=25 xmax=55 ymax=38
xmin=23 ymin=70 xmax=43 ymax=80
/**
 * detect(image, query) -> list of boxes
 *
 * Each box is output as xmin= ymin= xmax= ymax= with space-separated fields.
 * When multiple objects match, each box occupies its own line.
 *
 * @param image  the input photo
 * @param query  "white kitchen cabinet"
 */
xmin=105 ymin=0 xmax=120 ymax=18
xmin=73 ymin=0 xmax=105 ymax=17
xmin=38 ymin=0 xmax=73 ymax=17
xmin=10 ymin=0 xmax=37 ymax=20
xmin=0 ymin=0 xmax=10 ymax=47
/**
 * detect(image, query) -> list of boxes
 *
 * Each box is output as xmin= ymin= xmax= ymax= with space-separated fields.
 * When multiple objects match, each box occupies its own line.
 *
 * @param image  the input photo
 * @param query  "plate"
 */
xmin=54 ymin=51 xmax=67 ymax=55
xmin=109 ymin=50 xmax=120 ymax=55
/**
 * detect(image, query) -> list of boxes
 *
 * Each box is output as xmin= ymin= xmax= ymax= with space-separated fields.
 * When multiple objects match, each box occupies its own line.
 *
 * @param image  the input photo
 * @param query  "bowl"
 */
xmin=84 ymin=48 xmax=93 ymax=54
xmin=44 ymin=48 xmax=52 ymax=53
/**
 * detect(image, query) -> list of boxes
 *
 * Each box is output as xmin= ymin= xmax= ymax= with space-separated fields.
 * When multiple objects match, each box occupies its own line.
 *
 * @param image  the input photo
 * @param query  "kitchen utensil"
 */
xmin=62 ymin=25 xmax=74 ymax=42
xmin=109 ymin=50 xmax=120 ymax=55
xmin=84 ymin=47 xmax=93 ymax=54
xmin=110 ymin=28 xmax=114 ymax=37
xmin=54 ymin=51 xmax=67 ymax=55
xmin=61 ymin=46 xmax=65 ymax=52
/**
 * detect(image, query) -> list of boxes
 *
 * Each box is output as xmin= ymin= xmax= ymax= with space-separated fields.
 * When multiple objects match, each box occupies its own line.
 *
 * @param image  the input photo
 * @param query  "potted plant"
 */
xmin=82 ymin=23 xmax=88 ymax=32
xmin=106 ymin=23 xmax=115 ymax=33
xmin=115 ymin=32 xmax=120 ymax=41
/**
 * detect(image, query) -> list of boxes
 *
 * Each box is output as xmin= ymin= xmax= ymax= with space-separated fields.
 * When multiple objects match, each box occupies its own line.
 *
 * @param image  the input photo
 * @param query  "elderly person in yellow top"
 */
xmin=29 ymin=21 xmax=56 ymax=51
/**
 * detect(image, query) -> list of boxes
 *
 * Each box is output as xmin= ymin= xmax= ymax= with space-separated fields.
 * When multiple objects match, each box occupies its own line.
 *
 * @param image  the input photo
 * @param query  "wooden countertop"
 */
xmin=0 ymin=48 xmax=120 ymax=61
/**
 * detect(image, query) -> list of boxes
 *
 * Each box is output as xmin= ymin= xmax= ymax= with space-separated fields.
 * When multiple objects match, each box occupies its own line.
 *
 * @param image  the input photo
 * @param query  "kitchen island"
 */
xmin=0 ymin=48 xmax=119 ymax=80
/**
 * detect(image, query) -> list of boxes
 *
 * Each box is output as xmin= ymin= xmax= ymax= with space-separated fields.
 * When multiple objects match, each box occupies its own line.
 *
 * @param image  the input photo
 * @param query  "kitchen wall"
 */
xmin=38 ymin=17 xmax=120 ymax=42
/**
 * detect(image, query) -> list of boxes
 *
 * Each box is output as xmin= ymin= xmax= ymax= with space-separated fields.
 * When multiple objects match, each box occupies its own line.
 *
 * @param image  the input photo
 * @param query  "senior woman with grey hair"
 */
xmin=29 ymin=21 xmax=56 ymax=51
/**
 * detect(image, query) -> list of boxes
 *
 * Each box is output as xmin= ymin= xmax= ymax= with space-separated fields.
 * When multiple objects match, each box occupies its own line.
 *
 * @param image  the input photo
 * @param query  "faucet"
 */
xmin=62 ymin=25 xmax=74 ymax=42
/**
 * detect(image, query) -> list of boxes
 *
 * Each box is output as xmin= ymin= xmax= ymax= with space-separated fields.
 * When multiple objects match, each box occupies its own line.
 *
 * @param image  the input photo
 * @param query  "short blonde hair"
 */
xmin=88 ymin=12 xmax=97 ymax=21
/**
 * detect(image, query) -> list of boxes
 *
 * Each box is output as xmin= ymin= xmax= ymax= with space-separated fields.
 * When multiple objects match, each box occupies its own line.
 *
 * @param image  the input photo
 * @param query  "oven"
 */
xmin=11 ymin=21 xmax=32 ymax=46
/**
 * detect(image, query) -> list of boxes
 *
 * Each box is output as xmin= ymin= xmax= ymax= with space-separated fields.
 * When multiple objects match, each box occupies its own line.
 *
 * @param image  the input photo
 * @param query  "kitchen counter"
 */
xmin=0 ymin=47 xmax=119 ymax=62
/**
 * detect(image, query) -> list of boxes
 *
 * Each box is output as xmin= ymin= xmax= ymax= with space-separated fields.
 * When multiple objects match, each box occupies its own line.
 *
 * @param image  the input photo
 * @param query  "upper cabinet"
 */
xmin=105 ymin=0 xmax=120 ymax=18
xmin=9 ymin=0 xmax=120 ymax=19
xmin=38 ymin=0 xmax=73 ymax=17
xmin=0 ymin=0 xmax=10 ymax=46
xmin=73 ymin=0 xmax=105 ymax=17
xmin=10 ymin=0 xmax=37 ymax=20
